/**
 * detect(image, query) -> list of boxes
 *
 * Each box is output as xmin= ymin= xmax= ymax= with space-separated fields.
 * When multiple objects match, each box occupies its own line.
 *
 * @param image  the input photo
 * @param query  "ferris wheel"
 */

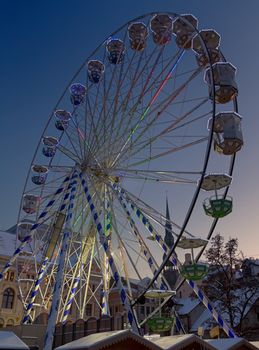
xmin=1 ymin=11 xmax=243 ymax=348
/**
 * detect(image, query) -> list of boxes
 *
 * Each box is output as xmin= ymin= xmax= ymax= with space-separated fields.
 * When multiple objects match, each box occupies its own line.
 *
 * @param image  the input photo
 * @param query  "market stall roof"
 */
xmin=0 ymin=331 xmax=29 ymax=349
xmin=206 ymin=338 xmax=258 ymax=350
xmin=151 ymin=334 xmax=215 ymax=350
xmin=55 ymin=329 xmax=162 ymax=350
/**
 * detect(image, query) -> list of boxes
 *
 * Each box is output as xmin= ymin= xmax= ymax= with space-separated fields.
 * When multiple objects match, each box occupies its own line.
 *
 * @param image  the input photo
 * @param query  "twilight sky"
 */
xmin=0 ymin=0 xmax=259 ymax=257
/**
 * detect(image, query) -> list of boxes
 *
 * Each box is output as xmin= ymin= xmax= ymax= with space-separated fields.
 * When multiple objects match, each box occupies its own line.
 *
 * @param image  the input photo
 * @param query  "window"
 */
xmin=140 ymin=306 xmax=145 ymax=315
xmin=85 ymin=304 xmax=92 ymax=317
xmin=115 ymin=306 xmax=119 ymax=313
xmin=146 ymin=306 xmax=150 ymax=314
xmin=2 ymin=288 xmax=15 ymax=309
xmin=0 ymin=319 xmax=4 ymax=328
xmin=4 ymin=272 xmax=9 ymax=281
xmin=10 ymin=272 xmax=15 ymax=282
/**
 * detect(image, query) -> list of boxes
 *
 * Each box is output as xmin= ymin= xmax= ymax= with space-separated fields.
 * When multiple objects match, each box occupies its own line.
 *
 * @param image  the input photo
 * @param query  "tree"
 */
xmin=203 ymin=234 xmax=259 ymax=337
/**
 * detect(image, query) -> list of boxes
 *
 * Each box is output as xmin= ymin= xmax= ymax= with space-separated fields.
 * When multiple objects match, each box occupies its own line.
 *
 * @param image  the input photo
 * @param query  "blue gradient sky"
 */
xmin=1 ymin=0 xmax=259 ymax=257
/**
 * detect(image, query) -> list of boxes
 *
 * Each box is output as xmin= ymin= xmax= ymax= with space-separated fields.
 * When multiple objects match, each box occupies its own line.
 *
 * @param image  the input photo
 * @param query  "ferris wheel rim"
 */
xmin=13 ymin=11 xmax=239 ymax=329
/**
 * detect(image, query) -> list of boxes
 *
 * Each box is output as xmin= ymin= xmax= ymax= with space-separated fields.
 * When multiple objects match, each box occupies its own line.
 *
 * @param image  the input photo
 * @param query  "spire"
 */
xmin=163 ymin=195 xmax=179 ymax=288
xmin=164 ymin=195 xmax=174 ymax=248
xmin=166 ymin=196 xmax=170 ymax=221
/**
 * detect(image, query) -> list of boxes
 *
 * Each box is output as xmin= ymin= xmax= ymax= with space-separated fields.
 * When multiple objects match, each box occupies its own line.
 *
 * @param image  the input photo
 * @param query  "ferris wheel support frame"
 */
xmin=44 ymin=173 xmax=79 ymax=350
xmin=0 ymin=174 xmax=75 ymax=282
xmin=22 ymin=257 xmax=49 ymax=324
xmin=62 ymin=272 xmax=81 ymax=324
xmin=112 ymin=187 xmax=187 ymax=333
xmin=79 ymin=172 xmax=140 ymax=333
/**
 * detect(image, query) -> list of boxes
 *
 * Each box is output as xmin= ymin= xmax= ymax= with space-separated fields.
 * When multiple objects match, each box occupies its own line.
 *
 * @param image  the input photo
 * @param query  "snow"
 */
xmin=55 ymin=330 xmax=162 ymax=350
xmin=175 ymin=297 xmax=200 ymax=315
xmin=151 ymin=334 xmax=215 ymax=350
xmin=0 ymin=231 xmax=16 ymax=258
xmin=190 ymin=309 xmax=211 ymax=331
xmin=0 ymin=331 xmax=29 ymax=349
xmin=206 ymin=338 xmax=258 ymax=350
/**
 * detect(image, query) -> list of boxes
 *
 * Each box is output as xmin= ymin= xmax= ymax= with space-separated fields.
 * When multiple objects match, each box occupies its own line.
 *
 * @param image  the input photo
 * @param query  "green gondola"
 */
xmin=203 ymin=195 xmax=232 ymax=218
xmin=147 ymin=317 xmax=174 ymax=332
xmin=180 ymin=263 xmax=209 ymax=281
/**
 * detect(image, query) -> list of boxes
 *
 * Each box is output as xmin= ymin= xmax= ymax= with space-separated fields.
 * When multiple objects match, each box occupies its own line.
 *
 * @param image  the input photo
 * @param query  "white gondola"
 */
xmin=150 ymin=14 xmax=173 ymax=45
xmin=192 ymin=29 xmax=221 ymax=54
xmin=54 ymin=110 xmax=71 ymax=121
xmin=87 ymin=60 xmax=105 ymax=83
xmin=22 ymin=194 xmax=40 ymax=214
xmin=31 ymin=165 xmax=49 ymax=185
xmin=106 ymin=39 xmax=125 ymax=64
xmin=193 ymin=30 xmax=221 ymax=68
xmin=42 ymin=136 xmax=59 ymax=158
xmin=200 ymin=173 xmax=232 ymax=191
xmin=17 ymin=222 xmax=34 ymax=241
xmin=205 ymin=62 xmax=238 ymax=104
xmin=208 ymin=112 xmax=243 ymax=155
xmin=172 ymin=14 xmax=198 ymax=49
xmin=54 ymin=110 xmax=71 ymax=131
xmin=128 ymin=22 xmax=148 ymax=51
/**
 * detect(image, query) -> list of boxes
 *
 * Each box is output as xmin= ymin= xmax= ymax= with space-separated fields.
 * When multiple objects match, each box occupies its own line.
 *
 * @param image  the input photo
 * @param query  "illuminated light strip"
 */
xmin=113 ymin=184 xmax=236 ymax=338
xmin=0 ymin=174 xmax=76 ymax=282
xmin=111 ymin=50 xmax=185 ymax=167
xmin=77 ymin=127 xmax=85 ymax=141
xmin=22 ymin=257 xmax=49 ymax=324
xmin=79 ymin=173 xmax=139 ymax=333
xmin=44 ymin=173 xmax=79 ymax=350
xmin=62 ymin=273 xmax=81 ymax=324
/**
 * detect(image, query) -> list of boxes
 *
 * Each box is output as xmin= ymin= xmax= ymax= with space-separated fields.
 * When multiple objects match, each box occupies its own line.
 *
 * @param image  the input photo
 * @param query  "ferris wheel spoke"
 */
xmin=57 ymin=144 xmax=81 ymax=164
xmin=112 ymin=66 xmax=203 ymax=166
xmin=117 ymin=183 xmax=195 ymax=237
xmin=104 ymin=49 xmax=184 ymax=164
xmin=92 ymin=48 xmax=165 ymax=159
xmin=116 ymin=102 xmax=210 ymax=167
xmin=101 ymin=50 xmax=137 ymax=147
xmin=122 ymin=136 xmax=208 ymax=169
xmin=103 ymin=47 xmax=163 ymax=152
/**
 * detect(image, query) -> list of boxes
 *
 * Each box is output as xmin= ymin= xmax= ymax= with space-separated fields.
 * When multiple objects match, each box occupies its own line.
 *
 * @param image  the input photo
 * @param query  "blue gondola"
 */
xmin=70 ymin=83 xmax=86 ymax=106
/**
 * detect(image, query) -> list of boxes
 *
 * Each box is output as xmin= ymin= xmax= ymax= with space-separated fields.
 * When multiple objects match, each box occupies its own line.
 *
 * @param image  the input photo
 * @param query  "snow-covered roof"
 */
xmin=206 ymin=338 xmax=258 ymax=350
xmin=151 ymin=334 xmax=215 ymax=350
xmin=0 ymin=231 xmax=16 ymax=258
xmin=175 ymin=297 xmax=200 ymax=315
xmin=55 ymin=329 xmax=162 ymax=350
xmin=190 ymin=308 xmax=211 ymax=331
xmin=251 ymin=341 xmax=259 ymax=349
xmin=0 ymin=331 xmax=29 ymax=349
